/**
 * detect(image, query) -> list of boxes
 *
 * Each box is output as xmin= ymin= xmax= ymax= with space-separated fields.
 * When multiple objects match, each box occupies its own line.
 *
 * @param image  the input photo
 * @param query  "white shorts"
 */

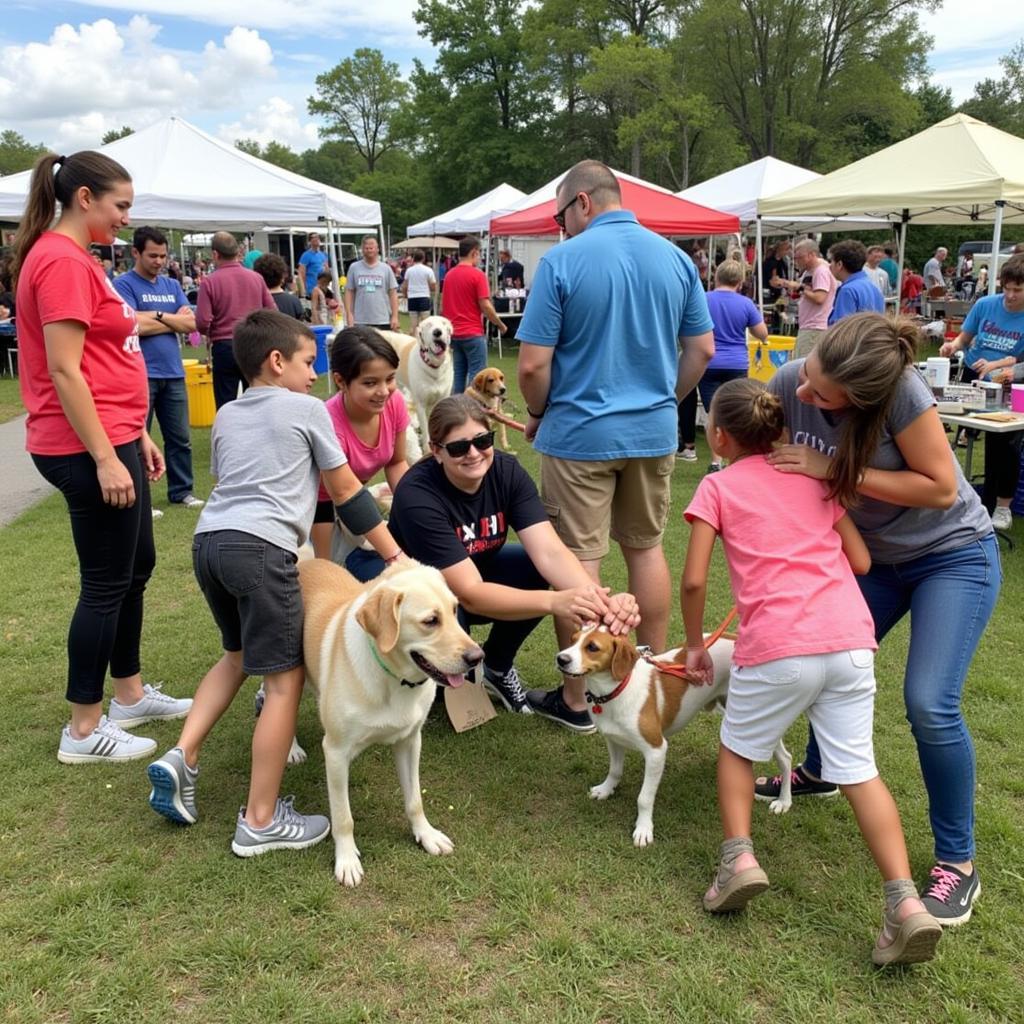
xmin=720 ymin=649 xmax=878 ymax=785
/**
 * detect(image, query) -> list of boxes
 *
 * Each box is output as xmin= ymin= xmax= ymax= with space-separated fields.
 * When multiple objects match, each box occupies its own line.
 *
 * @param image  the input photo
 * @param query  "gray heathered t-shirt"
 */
xmin=345 ymin=259 xmax=397 ymax=325
xmin=196 ymin=387 xmax=346 ymax=553
xmin=768 ymin=359 xmax=991 ymax=563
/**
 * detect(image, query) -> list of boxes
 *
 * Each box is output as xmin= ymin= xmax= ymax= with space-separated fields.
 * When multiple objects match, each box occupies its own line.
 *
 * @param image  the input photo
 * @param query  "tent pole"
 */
xmin=896 ymin=211 xmax=908 ymax=312
xmin=288 ymin=231 xmax=296 ymax=289
xmin=755 ymin=217 xmax=764 ymax=307
xmin=989 ymin=201 xmax=1005 ymax=296
xmin=326 ymin=217 xmax=340 ymax=396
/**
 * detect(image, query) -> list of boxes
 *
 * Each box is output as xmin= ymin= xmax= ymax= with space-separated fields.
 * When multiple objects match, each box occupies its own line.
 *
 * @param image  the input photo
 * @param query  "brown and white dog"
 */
xmin=379 ymin=315 xmax=454 ymax=438
xmin=556 ymin=626 xmax=793 ymax=846
xmin=300 ymin=558 xmax=483 ymax=885
xmin=465 ymin=367 xmax=521 ymax=452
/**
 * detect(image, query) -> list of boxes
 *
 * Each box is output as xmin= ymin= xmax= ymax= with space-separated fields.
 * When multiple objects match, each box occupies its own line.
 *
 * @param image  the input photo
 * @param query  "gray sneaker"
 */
xmin=109 ymin=683 xmax=193 ymax=729
xmin=57 ymin=715 xmax=157 ymax=764
xmin=231 ymin=797 xmax=330 ymax=858
xmin=147 ymin=747 xmax=199 ymax=825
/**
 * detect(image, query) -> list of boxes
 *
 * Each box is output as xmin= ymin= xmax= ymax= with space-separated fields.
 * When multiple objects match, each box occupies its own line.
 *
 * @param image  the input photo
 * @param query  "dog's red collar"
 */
xmin=586 ymin=671 xmax=631 ymax=714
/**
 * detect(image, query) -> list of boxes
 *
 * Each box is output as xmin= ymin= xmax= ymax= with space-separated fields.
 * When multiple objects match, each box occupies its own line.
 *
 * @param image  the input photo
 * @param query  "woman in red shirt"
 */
xmin=14 ymin=151 xmax=192 ymax=765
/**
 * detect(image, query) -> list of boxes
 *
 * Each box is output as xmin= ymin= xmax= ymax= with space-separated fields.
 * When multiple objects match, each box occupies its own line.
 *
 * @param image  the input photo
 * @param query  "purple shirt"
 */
xmin=195 ymin=262 xmax=275 ymax=341
xmin=706 ymin=289 xmax=764 ymax=370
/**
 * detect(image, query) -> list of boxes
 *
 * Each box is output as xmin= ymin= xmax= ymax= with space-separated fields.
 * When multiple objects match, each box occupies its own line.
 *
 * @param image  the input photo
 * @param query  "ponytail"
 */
xmin=12 ymin=150 xmax=131 ymax=282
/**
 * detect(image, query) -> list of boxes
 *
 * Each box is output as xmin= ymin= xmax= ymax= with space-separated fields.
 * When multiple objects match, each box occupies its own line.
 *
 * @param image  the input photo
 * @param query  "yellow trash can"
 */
xmin=747 ymin=334 xmax=796 ymax=383
xmin=184 ymin=360 xmax=215 ymax=427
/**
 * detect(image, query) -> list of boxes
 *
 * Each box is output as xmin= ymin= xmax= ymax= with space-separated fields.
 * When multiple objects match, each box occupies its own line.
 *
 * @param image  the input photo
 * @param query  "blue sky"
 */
xmin=0 ymin=1 xmax=1020 ymax=155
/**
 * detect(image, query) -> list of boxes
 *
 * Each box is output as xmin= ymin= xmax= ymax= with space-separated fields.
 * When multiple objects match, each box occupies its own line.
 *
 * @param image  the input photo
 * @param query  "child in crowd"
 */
xmin=681 ymin=377 xmax=941 ymax=967
xmin=147 ymin=309 xmax=403 ymax=856
xmin=311 ymin=270 xmax=339 ymax=326
xmin=310 ymin=327 xmax=411 ymax=571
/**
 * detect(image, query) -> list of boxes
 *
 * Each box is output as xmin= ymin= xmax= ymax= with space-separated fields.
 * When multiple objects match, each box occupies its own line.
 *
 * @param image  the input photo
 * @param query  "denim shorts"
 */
xmin=192 ymin=530 xmax=303 ymax=675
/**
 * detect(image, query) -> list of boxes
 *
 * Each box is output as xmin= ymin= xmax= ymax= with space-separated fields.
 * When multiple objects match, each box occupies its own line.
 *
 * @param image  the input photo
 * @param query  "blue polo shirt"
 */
xmin=113 ymin=270 xmax=189 ymax=379
xmin=829 ymin=269 xmax=885 ymax=324
xmin=299 ymin=248 xmax=329 ymax=296
xmin=518 ymin=210 xmax=713 ymax=459
xmin=961 ymin=294 xmax=1024 ymax=370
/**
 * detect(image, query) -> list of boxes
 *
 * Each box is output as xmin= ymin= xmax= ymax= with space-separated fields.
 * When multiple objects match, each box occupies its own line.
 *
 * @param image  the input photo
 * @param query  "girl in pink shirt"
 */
xmin=309 ymin=327 xmax=410 ymax=563
xmin=682 ymin=378 xmax=940 ymax=967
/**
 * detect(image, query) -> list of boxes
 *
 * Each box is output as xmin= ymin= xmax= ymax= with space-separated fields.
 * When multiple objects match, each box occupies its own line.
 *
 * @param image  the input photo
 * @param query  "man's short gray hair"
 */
xmin=212 ymin=231 xmax=239 ymax=258
xmin=794 ymin=239 xmax=820 ymax=257
xmin=557 ymin=160 xmax=621 ymax=208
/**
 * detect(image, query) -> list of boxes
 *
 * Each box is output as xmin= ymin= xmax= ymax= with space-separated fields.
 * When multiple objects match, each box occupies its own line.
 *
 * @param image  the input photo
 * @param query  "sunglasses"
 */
xmin=553 ymin=190 xmax=591 ymax=230
xmin=436 ymin=431 xmax=495 ymax=458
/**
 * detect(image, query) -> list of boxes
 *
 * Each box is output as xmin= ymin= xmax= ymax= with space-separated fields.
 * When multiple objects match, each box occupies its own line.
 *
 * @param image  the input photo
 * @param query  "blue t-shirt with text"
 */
xmin=961 ymin=294 xmax=1024 ymax=370
xmin=113 ymin=270 xmax=189 ymax=379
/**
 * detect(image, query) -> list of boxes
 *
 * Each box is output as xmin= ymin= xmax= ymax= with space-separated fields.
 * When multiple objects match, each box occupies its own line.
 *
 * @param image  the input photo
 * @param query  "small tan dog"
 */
xmin=556 ymin=626 xmax=793 ymax=846
xmin=299 ymin=558 xmax=483 ymax=886
xmin=465 ymin=367 xmax=524 ymax=452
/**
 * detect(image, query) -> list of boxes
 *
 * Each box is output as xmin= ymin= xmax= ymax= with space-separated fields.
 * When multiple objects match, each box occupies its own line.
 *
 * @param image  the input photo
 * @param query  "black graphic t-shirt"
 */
xmin=389 ymin=451 xmax=548 ymax=569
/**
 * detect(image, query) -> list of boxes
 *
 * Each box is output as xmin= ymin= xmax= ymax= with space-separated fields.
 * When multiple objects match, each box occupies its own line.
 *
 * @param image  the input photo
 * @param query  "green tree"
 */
xmin=300 ymin=141 xmax=366 ymax=191
xmin=958 ymin=41 xmax=1024 ymax=134
xmin=0 ymin=129 xmax=48 ymax=176
xmin=101 ymin=125 xmax=134 ymax=144
xmin=308 ymin=48 xmax=409 ymax=173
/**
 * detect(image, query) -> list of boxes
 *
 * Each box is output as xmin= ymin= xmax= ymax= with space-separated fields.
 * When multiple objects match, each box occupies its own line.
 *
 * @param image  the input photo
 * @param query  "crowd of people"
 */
xmin=13 ymin=150 xmax=1016 ymax=969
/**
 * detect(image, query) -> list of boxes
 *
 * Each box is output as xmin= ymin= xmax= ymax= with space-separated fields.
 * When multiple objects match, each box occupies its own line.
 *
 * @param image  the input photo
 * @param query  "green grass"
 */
xmin=1 ymin=349 xmax=1023 ymax=1023
xmin=0 ymin=377 xmax=23 ymax=424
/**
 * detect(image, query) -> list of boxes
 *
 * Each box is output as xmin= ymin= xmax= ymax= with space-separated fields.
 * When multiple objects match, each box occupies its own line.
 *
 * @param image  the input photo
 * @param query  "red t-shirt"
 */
xmin=441 ymin=263 xmax=490 ymax=337
xmin=17 ymin=232 xmax=148 ymax=455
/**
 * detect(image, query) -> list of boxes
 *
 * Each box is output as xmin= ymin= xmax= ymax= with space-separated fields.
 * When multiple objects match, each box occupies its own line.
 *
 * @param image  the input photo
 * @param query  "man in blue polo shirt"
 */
xmin=297 ymin=232 xmax=330 ymax=298
xmin=827 ymin=239 xmax=885 ymax=324
xmin=115 ymin=226 xmax=203 ymax=511
xmin=517 ymin=159 xmax=714 ymax=731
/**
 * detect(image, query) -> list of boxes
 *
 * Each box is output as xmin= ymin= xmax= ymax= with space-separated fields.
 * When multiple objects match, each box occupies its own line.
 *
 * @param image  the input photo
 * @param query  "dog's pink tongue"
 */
xmin=445 ymin=673 xmax=466 ymax=689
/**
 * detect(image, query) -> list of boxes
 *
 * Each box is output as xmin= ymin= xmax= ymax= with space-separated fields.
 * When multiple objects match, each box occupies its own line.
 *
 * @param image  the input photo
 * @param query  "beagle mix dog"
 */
xmin=556 ymin=627 xmax=793 ymax=847
xmin=465 ymin=367 xmax=520 ymax=452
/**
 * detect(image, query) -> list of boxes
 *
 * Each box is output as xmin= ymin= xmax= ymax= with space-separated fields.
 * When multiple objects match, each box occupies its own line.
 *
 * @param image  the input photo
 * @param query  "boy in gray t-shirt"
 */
xmin=147 ymin=310 xmax=402 ymax=855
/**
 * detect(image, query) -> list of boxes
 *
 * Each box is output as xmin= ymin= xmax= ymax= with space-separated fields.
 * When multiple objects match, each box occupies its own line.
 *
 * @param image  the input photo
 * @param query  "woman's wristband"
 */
xmin=383 ymin=550 xmax=402 ymax=565
xmin=526 ymin=405 xmax=546 ymax=419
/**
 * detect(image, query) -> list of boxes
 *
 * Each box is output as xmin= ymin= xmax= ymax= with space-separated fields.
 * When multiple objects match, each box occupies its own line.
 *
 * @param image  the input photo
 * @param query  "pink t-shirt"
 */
xmin=684 ymin=454 xmax=876 ymax=666
xmin=798 ymin=260 xmax=837 ymax=331
xmin=16 ymin=232 xmax=147 ymax=455
xmin=317 ymin=389 xmax=410 ymax=499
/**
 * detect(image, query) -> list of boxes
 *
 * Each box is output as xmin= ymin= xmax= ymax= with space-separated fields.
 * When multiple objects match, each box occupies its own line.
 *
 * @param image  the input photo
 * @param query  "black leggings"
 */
xmin=960 ymin=365 xmax=1023 ymax=506
xmin=32 ymin=441 xmax=156 ymax=704
xmin=460 ymin=544 xmax=548 ymax=674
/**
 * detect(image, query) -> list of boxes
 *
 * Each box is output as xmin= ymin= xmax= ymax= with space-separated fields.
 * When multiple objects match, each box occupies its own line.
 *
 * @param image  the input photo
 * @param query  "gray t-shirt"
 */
xmin=345 ymin=259 xmax=397 ymax=325
xmin=923 ymin=257 xmax=943 ymax=289
xmin=196 ymin=387 xmax=346 ymax=553
xmin=769 ymin=360 xmax=991 ymax=563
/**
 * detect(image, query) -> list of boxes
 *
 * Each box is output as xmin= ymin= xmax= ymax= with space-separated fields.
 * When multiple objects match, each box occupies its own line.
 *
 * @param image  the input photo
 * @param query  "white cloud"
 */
xmin=55 ymin=0 xmax=425 ymax=47
xmin=217 ymin=96 xmax=320 ymax=152
xmin=0 ymin=17 xmax=281 ymax=151
xmin=926 ymin=3 xmax=1024 ymax=100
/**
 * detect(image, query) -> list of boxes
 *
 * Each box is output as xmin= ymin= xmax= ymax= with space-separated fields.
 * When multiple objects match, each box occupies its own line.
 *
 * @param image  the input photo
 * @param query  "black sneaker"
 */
xmin=920 ymin=863 xmax=980 ymax=926
xmin=706 ymin=463 xmax=722 ymax=474
xmin=525 ymin=686 xmax=595 ymax=734
xmin=754 ymin=764 xmax=839 ymax=802
xmin=481 ymin=664 xmax=532 ymax=714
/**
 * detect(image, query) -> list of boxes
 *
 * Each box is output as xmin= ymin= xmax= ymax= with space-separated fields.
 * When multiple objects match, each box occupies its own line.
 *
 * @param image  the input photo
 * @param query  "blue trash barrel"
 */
xmin=311 ymin=325 xmax=333 ymax=375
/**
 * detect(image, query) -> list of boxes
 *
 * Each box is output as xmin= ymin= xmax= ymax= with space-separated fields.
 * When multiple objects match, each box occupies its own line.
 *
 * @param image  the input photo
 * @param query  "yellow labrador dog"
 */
xmin=300 ymin=558 xmax=483 ymax=886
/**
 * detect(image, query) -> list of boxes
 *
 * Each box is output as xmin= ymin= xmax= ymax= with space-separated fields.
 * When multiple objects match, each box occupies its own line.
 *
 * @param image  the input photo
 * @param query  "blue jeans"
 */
xmin=804 ymin=534 xmax=1001 ymax=863
xmin=451 ymin=334 xmax=487 ymax=395
xmin=147 ymin=377 xmax=194 ymax=502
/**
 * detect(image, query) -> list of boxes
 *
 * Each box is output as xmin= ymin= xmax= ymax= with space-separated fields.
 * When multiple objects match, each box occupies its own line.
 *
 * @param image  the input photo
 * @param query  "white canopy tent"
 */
xmin=407 ymin=183 xmax=526 ymax=237
xmin=0 ymin=116 xmax=382 ymax=301
xmin=677 ymin=157 xmax=889 ymax=303
xmin=758 ymin=114 xmax=1024 ymax=296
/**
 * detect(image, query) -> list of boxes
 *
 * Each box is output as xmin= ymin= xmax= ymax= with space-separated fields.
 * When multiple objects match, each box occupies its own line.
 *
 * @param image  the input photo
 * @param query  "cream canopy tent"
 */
xmin=406 ymin=183 xmax=526 ymax=237
xmin=758 ymin=114 xmax=1024 ymax=295
xmin=677 ymin=156 xmax=888 ymax=303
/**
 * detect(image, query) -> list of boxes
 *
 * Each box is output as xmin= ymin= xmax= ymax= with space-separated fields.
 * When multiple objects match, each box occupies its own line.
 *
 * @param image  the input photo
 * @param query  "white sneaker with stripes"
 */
xmin=57 ymin=715 xmax=157 ymax=764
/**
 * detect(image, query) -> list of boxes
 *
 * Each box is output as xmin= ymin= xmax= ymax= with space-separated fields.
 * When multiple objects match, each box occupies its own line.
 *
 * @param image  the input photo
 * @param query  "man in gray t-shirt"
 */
xmin=343 ymin=235 xmax=399 ymax=330
xmin=923 ymin=247 xmax=947 ymax=295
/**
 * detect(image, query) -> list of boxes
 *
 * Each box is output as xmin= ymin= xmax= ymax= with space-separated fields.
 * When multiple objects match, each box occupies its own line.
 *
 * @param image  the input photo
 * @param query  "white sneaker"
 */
xmin=177 ymin=494 xmax=205 ymax=509
xmin=992 ymin=506 xmax=1013 ymax=530
xmin=57 ymin=715 xmax=157 ymax=764
xmin=677 ymin=447 xmax=697 ymax=462
xmin=109 ymin=683 xmax=193 ymax=728
xmin=152 ymin=508 xmax=164 ymax=520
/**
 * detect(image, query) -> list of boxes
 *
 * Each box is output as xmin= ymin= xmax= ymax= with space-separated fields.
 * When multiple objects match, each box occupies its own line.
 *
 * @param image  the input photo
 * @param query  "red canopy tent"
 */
xmin=490 ymin=171 xmax=740 ymax=236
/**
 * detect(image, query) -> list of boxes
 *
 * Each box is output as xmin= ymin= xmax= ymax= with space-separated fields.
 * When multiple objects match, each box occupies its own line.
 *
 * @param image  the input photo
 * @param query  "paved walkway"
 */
xmin=0 ymin=414 xmax=54 ymax=527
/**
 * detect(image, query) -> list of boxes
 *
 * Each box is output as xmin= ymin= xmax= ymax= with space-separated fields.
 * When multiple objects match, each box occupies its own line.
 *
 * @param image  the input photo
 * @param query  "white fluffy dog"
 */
xmin=379 ymin=315 xmax=454 ymax=436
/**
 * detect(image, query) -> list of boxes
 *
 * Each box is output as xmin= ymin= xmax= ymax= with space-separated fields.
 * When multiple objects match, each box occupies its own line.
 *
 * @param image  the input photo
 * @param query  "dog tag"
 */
xmin=591 ymin=705 xmax=603 ymax=714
